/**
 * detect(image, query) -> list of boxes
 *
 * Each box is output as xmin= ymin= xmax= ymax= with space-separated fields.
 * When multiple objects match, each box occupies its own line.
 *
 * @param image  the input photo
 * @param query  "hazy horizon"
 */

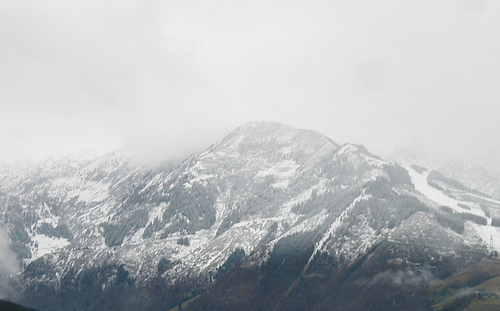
xmin=2 ymin=1 xmax=499 ymax=164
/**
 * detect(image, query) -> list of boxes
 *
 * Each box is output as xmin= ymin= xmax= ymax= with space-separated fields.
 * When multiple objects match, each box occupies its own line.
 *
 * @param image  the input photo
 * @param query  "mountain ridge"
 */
xmin=1 ymin=122 xmax=499 ymax=310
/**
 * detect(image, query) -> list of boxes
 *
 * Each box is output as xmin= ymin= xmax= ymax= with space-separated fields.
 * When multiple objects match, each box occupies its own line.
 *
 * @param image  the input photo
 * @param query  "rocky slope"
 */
xmin=1 ymin=122 xmax=500 ymax=310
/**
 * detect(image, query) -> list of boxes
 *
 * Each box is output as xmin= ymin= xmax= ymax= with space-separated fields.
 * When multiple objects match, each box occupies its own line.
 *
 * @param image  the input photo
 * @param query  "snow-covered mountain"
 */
xmin=477 ymin=151 xmax=500 ymax=177
xmin=2 ymin=122 xmax=500 ymax=310
xmin=438 ymin=157 xmax=500 ymax=200
xmin=387 ymin=140 xmax=500 ymax=201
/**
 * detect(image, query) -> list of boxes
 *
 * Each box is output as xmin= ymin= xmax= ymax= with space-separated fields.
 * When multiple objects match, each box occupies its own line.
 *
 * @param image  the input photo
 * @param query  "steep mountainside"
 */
xmin=1 ymin=122 xmax=500 ymax=310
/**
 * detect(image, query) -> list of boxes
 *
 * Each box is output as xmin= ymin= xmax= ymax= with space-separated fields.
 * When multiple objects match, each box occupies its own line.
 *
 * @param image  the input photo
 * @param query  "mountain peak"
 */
xmin=209 ymin=121 xmax=339 ymax=156
xmin=236 ymin=121 xmax=292 ymax=131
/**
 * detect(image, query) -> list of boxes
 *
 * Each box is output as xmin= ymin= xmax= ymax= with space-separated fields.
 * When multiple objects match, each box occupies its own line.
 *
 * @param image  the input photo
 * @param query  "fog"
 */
xmin=1 ymin=0 xmax=499 ymax=163
xmin=370 ymin=267 xmax=435 ymax=287
xmin=0 ymin=225 xmax=19 ymax=299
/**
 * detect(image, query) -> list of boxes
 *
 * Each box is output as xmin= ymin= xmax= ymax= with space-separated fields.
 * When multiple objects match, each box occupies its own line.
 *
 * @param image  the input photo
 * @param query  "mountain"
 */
xmin=387 ymin=141 xmax=500 ymax=201
xmin=477 ymin=151 xmax=500 ymax=177
xmin=1 ymin=122 xmax=500 ymax=310
xmin=438 ymin=157 xmax=500 ymax=200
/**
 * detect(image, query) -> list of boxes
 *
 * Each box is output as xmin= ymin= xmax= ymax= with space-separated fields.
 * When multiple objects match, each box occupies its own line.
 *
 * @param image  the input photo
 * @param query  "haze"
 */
xmin=1 ymin=0 xmax=499 ymax=164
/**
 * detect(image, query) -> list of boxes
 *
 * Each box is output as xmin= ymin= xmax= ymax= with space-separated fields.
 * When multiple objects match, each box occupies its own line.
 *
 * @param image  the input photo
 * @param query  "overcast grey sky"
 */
xmin=1 ymin=0 xmax=499 ymax=163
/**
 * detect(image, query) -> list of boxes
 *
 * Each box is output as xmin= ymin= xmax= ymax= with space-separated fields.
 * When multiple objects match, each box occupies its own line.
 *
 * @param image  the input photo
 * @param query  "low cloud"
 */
xmin=1 ymin=1 xmax=500 ymax=163
xmin=0 ymin=225 xmax=19 ymax=299
xmin=370 ymin=267 xmax=435 ymax=287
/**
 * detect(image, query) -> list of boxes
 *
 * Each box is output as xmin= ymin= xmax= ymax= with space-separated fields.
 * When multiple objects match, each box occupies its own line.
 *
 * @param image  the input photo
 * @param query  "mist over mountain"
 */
xmin=386 ymin=139 xmax=440 ymax=170
xmin=2 ymin=1 xmax=500 ymax=309
xmin=388 ymin=141 xmax=500 ymax=201
xmin=0 ymin=122 xmax=500 ymax=310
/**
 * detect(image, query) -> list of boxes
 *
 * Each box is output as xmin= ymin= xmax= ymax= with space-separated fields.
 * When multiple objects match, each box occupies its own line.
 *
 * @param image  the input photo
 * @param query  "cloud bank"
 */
xmin=1 ymin=0 xmax=499 ymax=163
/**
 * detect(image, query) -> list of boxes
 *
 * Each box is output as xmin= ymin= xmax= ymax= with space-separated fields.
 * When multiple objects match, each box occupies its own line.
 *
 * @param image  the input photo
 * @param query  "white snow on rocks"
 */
xmin=31 ymin=234 xmax=70 ymax=262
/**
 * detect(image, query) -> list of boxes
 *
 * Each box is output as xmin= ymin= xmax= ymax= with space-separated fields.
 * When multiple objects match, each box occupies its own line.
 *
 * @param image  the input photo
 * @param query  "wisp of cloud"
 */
xmin=0 ymin=225 xmax=19 ymax=299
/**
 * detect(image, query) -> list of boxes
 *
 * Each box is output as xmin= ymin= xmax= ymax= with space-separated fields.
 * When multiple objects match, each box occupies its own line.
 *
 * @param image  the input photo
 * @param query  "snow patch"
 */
xmin=255 ymin=159 xmax=299 ymax=188
xmin=305 ymin=193 xmax=367 ymax=267
xmin=337 ymin=144 xmax=357 ymax=156
xmin=31 ymin=234 xmax=70 ymax=261
xmin=471 ymin=223 xmax=500 ymax=252
xmin=406 ymin=167 xmax=486 ymax=218
xmin=286 ymin=210 xmax=328 ymax=235
xmin=67 ymin=181 xmax=109 ymax=203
